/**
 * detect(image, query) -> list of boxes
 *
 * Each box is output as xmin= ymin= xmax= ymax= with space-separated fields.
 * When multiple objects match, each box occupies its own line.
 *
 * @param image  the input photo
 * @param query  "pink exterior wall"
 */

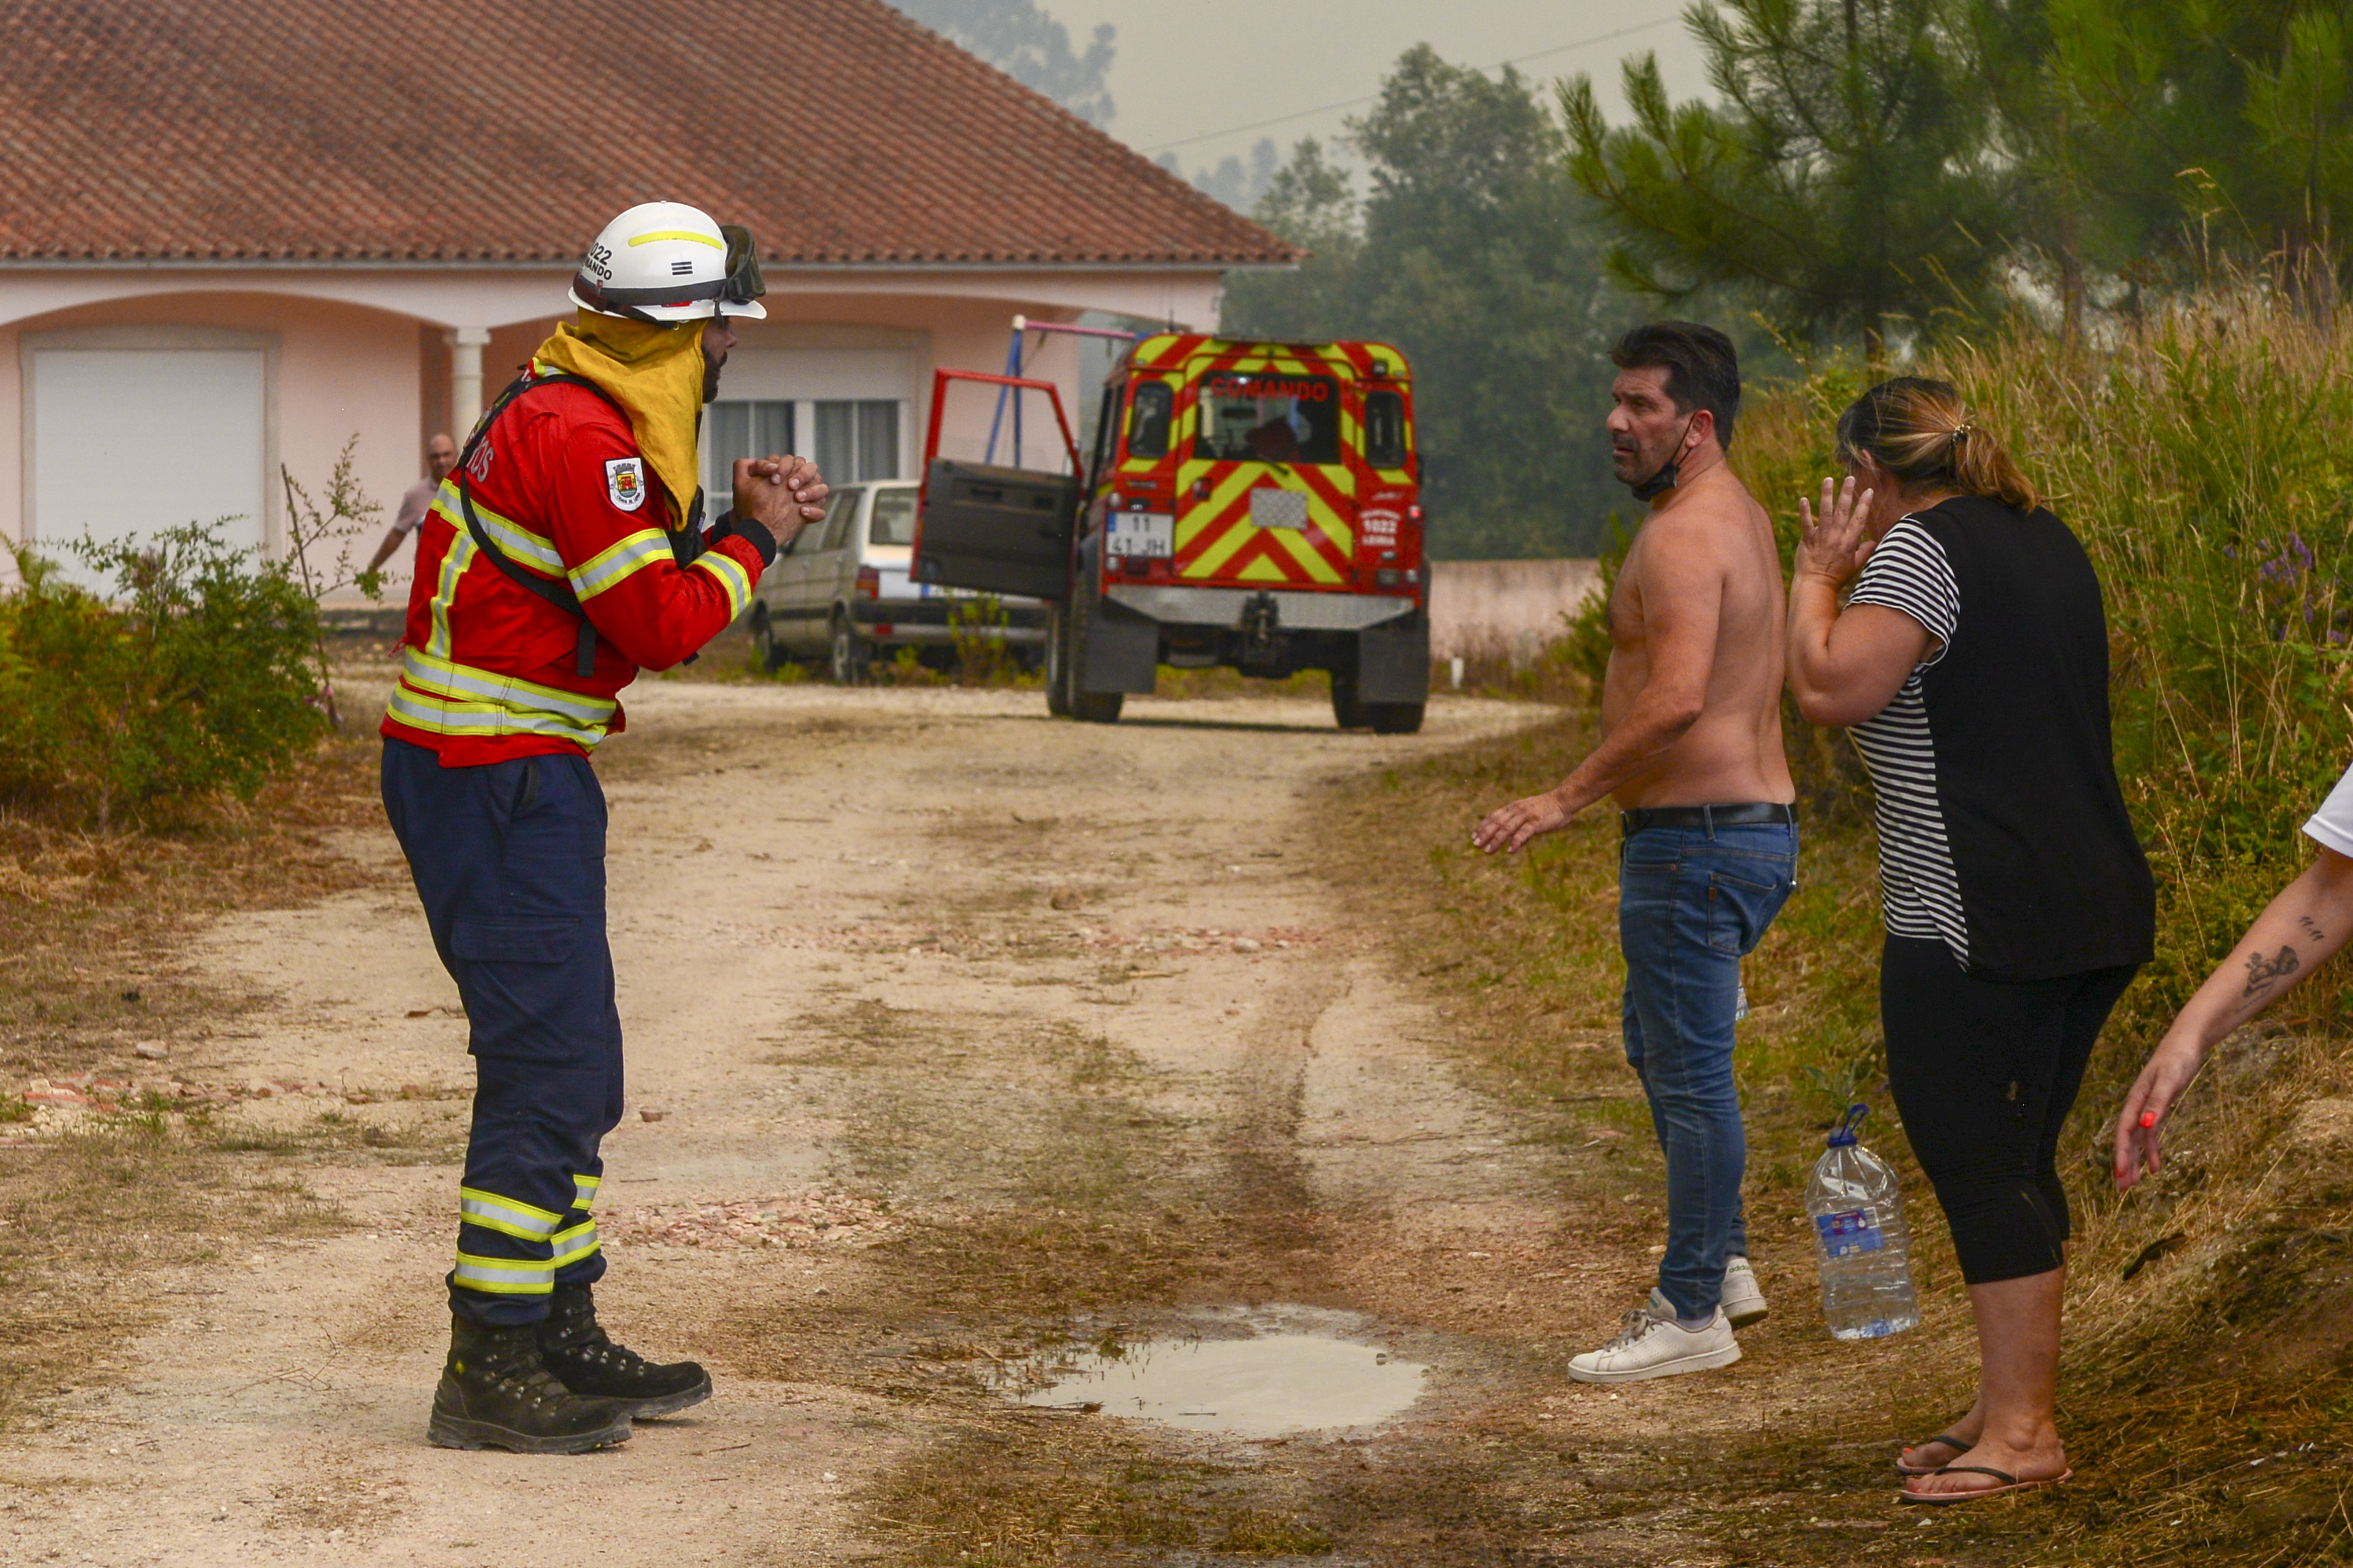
xmin=1 ymin=292 xmax=420 ymax=588
xmin=0 ymin=266 xmax=1223 ymax=593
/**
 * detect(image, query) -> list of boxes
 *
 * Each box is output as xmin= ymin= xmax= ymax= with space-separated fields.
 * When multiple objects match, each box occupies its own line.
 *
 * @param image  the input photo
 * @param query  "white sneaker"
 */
xmin=1567 ymin=1293 xmax=1742 ymax=1384
xmin=1721 ymin=1256 xmax=1769 ymax=1328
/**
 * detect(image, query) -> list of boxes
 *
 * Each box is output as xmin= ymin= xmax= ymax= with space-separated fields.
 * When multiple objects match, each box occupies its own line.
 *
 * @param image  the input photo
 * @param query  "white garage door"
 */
xmin=30 ymin=346 xmax=269 ymax=585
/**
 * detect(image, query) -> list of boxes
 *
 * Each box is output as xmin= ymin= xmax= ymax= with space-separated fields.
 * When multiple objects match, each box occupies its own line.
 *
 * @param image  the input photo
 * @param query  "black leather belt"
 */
xmin=1620 ymin=802 xmax=1797 ymax=836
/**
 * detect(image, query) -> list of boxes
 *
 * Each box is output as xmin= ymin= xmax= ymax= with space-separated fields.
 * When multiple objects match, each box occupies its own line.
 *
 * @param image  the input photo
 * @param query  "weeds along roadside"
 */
xmin=1738 ymin=301 xmax=2353 ymax=1564
xmin=0 ymin=730 xmax=382 ymax=1432
xmin=1342 ymin=284 xmax=2353 ymax=1562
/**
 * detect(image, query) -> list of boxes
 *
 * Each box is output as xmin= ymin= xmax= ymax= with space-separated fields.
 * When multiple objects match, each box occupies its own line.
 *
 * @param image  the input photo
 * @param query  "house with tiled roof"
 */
xmin=0 ymin=0 xmax=1288 ymax=590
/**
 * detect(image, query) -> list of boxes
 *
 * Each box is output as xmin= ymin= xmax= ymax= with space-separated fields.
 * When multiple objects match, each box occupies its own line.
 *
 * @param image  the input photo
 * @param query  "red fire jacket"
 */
xmin=380 ymin=370 xmax=772 ymax=767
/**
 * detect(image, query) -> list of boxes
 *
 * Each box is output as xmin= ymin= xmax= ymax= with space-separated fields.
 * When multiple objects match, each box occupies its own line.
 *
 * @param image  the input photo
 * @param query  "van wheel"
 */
xmin=751 ymin=608 xmax=787 ymax=672
xmin=1365 ymin=702 xmax=1424 ymax=735
xmin=1066 ymin=595 xmax=1124 ymax=724
xmin=829 ymin=614 xmax=870 ymax=686
xmin=1045 ymin=605 xmax=1073 ymax=717
xmin=1329 ymin=668 xmax=1367 ymax=729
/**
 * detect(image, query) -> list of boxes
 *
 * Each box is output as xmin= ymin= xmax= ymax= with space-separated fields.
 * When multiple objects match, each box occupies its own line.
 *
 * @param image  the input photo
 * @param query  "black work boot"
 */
xmin=427 ymin=1313 xmax=634 ymax=1454
xmin=537 ymin=1281 xmax=714 ymax=1418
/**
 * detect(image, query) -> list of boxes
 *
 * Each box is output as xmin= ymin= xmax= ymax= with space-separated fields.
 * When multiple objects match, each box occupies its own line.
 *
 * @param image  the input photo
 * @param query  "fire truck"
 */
xmin=910 ymin=333 xmax=1430 ymax=732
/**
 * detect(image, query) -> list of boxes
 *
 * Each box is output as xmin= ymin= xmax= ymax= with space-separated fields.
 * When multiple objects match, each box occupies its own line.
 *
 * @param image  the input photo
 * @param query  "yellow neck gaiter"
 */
xmin=531 ymin=311 xmax=706 ymax=530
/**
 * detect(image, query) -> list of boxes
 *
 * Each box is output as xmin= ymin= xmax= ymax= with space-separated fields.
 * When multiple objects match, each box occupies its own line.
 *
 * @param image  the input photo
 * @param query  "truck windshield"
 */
xmin=1194 ymin=371 xmax=1341 ymax=465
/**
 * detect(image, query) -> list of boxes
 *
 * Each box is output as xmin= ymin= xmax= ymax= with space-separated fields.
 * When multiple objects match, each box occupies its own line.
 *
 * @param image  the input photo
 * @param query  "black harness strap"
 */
xmin=452 ymin=370 xmax=682 ymax=678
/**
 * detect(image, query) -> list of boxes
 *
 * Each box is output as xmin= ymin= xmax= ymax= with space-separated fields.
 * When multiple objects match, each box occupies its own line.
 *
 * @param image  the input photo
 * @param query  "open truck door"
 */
xmin=910 ymin=368 xmax=1081 ymax=603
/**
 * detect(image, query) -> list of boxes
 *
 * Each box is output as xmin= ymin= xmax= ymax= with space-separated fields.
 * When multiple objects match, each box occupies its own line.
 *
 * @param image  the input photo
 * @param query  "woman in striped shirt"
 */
xmin=1785 ymin=378 xmax=2154 ymax=1505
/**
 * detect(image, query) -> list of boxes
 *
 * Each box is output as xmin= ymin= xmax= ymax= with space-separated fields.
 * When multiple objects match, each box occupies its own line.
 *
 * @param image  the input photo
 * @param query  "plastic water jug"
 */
xmin=1807 ymin=1103 xmax=1919 ymax=1341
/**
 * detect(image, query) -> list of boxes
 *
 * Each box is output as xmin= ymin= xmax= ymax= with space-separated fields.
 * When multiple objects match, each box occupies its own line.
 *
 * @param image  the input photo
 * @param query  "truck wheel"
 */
xmin=1044 ymin=605 xmax=1073 ymax=717
xmin=1365 ymin=702 xmax=1425 ymax=735
xmin=829 ymin=614 xmax=870 ymax=686
xmin=1066 ymin=595 xmax=1124 ymax=724
xmin=1329 ymin=668 xmax=1367 ymax=730
xmin=751 ymin=608 xmax=787 ymax=672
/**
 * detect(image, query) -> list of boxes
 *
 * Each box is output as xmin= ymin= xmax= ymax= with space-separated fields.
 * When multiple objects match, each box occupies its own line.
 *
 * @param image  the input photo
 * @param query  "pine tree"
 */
xmin=1563 ymin=0 xmax=2004 ymax=357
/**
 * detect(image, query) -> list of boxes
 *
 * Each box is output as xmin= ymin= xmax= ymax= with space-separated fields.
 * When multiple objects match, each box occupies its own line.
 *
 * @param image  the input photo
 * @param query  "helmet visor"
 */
xmin=719 ymin=225 xmax=766 ymax=309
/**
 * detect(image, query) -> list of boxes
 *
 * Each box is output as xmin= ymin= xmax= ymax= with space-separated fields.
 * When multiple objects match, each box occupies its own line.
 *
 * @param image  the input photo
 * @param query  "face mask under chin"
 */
xmin=1625 ymin=414 xmax=1699 ymax=502
xmin=1629 ymin=461 xmax=1679 ymax=502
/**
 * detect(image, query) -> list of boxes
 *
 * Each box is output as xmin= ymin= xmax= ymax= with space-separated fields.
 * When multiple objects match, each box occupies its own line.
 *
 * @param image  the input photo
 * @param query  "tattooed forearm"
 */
xmin=2300 ymin=914 xmax=2327 ymax=943
xmin=2244 ymin=944 xmax=2302 ymax=997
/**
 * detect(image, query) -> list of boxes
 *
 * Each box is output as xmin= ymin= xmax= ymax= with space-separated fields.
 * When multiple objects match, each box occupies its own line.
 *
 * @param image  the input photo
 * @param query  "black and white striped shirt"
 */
xmin=1846 ymin=519 xmax=1969 ymax=964
xmin=1837 ymin=496 xmax=2152 ymax=980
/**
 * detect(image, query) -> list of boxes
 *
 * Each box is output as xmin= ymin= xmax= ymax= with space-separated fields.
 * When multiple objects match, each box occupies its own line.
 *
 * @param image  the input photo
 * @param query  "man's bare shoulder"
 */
xmin=1655 ymin=465 xmax=1764 ymax=528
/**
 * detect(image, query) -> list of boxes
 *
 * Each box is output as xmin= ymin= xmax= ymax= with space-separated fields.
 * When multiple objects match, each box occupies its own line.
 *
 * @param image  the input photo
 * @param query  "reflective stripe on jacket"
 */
xmin=380 ymin=369 xmax=764 ymax=765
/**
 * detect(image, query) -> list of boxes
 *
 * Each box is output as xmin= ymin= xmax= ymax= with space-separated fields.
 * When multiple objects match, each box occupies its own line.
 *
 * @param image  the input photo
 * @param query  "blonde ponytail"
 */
xmin=1835 ymin=377 xmax=2037 ymax=513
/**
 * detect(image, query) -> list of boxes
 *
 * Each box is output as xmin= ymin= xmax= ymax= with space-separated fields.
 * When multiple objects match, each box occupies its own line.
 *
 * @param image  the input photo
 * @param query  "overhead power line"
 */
xmin=1137 ymin=16 xmax=1679 ymax=157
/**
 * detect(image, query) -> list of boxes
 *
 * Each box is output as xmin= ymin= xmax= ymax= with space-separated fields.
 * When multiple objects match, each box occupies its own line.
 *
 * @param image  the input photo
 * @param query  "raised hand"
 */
xmin=1796 ymin=474 xmax=1876 ymax=589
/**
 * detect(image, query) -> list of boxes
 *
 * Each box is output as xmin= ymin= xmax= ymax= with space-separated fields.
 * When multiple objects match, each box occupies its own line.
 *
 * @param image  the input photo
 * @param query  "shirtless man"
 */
xmin=1473 ymin=322 xmax=1797 ymax=1382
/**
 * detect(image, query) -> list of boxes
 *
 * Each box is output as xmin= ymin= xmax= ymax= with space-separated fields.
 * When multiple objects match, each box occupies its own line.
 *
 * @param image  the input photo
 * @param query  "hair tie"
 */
xmin=1951 ymin=423 xmax=1973 ymax=445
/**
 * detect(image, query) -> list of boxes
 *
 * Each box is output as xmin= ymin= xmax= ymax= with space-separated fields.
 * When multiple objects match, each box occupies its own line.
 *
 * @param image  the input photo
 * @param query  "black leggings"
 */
xmin=1881 ymin=937 xmax=2137 ymax=1285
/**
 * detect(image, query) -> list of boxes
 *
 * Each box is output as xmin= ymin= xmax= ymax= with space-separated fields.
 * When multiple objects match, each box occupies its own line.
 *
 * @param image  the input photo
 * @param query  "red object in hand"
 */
xmin=2140 ymin=1111 xmax=2158 ymax=1128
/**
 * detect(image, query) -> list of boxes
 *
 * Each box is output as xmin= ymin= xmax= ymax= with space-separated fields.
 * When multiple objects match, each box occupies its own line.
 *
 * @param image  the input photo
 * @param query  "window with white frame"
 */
xmin=697 ymin=338 xmax=915 ymax=514
xmin=812 ymin=399 xmax=900 ymax=484
xmin=705 ymin=400 xmax=793 ymax=517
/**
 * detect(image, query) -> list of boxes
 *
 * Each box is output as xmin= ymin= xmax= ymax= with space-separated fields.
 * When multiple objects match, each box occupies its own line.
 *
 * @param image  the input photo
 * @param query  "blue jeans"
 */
xmin=1619 ymin=818 xmax=1797 ymax=1319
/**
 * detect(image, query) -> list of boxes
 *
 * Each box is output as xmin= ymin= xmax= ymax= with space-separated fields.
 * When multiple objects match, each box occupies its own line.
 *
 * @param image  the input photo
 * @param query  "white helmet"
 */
xmin=569 ymin=201 xmax=768 ymax=322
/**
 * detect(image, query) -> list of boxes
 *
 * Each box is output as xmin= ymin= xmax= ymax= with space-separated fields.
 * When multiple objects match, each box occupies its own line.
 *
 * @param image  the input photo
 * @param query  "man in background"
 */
xmin=365 ymin=431 xmax=459 ymax=580
xmin=1471 ymin=322 xmax=1797 ymax=1382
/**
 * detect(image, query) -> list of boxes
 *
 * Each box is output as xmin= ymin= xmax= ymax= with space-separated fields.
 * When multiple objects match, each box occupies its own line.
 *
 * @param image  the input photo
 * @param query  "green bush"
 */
xmin=0 ymin=525 xmax=328 ymax=827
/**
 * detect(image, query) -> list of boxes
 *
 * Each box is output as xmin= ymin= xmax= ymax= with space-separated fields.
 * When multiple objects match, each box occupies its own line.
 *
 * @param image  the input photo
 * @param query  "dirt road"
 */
xmin=1 ymin=681 xmax=1949 ymax=1567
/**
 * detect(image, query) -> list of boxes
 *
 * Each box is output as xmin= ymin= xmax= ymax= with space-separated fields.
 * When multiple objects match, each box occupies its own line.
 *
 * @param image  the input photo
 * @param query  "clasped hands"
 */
xmin=733 ymin=455 xmax=830 ymax=549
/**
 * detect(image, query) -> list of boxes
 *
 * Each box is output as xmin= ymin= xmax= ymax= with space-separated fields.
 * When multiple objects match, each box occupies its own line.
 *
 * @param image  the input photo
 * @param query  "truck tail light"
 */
xmin=1407 ymin=504 xmax=1424 ymax=524
xmin=856 ymin=565 xmax=881 ymax=599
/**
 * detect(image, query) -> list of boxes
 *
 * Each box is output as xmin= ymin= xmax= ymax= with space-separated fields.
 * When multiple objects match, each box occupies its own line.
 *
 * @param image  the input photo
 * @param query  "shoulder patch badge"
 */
xmin=604 ymin=457 xmax=647 ymax=512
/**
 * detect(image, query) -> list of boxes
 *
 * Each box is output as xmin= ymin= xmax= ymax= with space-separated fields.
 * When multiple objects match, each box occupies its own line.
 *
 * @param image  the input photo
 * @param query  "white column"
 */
xmin=449 ymin=326 xmax=492 ymax=440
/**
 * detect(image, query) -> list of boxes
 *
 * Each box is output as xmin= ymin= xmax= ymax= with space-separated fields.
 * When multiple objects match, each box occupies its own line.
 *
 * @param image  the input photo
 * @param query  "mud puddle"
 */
xmin=1009 ymin=1306 xmax=1428 ymax=1438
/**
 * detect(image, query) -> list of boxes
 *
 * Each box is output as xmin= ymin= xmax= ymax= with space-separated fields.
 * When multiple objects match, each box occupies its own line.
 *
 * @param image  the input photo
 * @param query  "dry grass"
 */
xmin=1316 ymin=702 xmax=2353 ymax=1565
xmin=0 ymin=732 xmax=385 ymax=1082
xmin=865 ymin=1414 xmax=1335 ymax=1567
xmin=0 ymin=730 xmax=381 ymax=1431
xmin=0 ymin=1123 xmax=344 ymax=1431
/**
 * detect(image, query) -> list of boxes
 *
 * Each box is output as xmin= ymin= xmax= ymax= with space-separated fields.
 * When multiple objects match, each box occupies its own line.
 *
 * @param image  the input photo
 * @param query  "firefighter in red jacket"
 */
xmin=380 ymin=201 xmax=826 ymax=1454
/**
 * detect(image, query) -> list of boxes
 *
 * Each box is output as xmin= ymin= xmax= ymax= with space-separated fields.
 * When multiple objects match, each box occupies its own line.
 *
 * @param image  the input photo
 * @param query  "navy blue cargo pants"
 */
xmin=382 ymin=737 xmax=622 ymax=1327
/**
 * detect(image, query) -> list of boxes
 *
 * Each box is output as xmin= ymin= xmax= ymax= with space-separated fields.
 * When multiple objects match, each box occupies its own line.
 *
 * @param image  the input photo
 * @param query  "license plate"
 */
xmin=1105 ymin=511 xmax=1174 ymax=558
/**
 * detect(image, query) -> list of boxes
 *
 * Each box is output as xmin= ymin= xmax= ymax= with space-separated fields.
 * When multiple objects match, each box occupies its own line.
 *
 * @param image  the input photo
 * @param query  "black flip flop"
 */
xmin=1895 ymin=1432 xmax=1971 ymax=1477
xmin=1900 ymin=1464 xmax=2072 ymax=1505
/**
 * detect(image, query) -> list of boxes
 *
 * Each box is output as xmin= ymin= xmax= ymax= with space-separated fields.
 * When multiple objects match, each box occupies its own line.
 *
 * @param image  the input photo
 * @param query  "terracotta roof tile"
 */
xmin=0 ymin=0 xmax=1294 ymax=267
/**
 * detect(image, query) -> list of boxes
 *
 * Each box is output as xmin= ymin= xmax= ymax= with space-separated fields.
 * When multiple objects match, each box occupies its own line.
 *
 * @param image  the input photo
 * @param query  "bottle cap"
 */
xmin=1827 ymin=1102 xmax=1868 ymax=1148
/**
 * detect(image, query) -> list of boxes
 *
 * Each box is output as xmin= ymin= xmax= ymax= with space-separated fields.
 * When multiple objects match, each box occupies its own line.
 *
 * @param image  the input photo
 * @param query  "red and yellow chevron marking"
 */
xmin=1111 ymin=336 xmax=1414 ymax=590
xmin=1174 ymin=461 xmax=1357 ymax=585
xmin=1170 ymin=346 xmax=1357 ymax=587
xmin=1131 ymin=332 xmax=1214 ymax=372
